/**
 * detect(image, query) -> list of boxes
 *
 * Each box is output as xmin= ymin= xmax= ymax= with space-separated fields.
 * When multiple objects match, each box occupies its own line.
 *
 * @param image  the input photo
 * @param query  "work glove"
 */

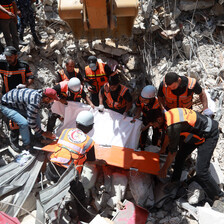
xmin=203 ymin=108 xmax=214 ymax=117
xmin=98 ymin=104 xmax=104 ymax=112
xmin=123 ymin=112 xmax=127 ymax=119
xmin=16 ymin=84 xmax=26 ymax=89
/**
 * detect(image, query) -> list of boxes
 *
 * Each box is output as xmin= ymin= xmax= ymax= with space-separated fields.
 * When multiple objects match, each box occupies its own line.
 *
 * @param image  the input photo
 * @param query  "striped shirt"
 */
xmin=1 ymin=88 xmax=43 ymax=134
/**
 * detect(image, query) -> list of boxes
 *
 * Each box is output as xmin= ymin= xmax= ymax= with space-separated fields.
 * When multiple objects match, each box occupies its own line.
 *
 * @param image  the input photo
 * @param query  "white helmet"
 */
xmin=76 ymin=111 xmax=94 ymax=126
xmin=141 ymin=85 xmax=156 ymax=99
xmin=68 ymin=77 xmax=81 ymax=92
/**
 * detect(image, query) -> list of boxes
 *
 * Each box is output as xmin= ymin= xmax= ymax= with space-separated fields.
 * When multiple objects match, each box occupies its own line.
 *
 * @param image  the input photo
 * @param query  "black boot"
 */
xmin=33 ymin=33 xmax=44 ymax=45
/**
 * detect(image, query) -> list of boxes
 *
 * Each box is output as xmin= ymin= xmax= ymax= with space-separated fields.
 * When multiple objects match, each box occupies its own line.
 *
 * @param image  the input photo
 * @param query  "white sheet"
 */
xmin=51 ymin=101 xmax=142 ymax=149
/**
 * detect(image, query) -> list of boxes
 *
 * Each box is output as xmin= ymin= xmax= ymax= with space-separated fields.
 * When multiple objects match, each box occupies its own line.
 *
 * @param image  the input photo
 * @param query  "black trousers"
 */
xmin=47 ymin=113 xmax=61 ymax=132
xmin=172 ymin=120 xmax=223 ymax=200
xmin=139 ymin=116 xmax=161 ymax=149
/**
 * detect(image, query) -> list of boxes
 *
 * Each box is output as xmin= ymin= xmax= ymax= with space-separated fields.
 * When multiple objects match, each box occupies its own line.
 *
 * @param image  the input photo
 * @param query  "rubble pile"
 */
xmin=1 ymin=0 xmax=224 ymax=223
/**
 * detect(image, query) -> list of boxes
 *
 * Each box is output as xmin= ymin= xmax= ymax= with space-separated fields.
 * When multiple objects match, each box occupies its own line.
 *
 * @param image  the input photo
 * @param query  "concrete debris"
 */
xmin=1 ymin=0 xmax=224 ymax=223
xmin=197 ymin=206 xmax=224 ymax=224
xmin=179 ymin=0 xmax=215 ymax=11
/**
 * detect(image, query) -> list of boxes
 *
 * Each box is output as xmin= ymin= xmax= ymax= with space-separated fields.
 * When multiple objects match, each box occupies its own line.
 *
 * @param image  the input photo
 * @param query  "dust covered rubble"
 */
xmin=1 ymin=0 xmax=224 ymax=223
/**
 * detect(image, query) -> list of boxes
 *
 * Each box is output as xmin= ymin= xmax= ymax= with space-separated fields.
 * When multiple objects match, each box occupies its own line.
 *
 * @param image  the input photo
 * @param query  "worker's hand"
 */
xmin=87 ymin=86 xmax=94 ymax=93
xmin=98 ymin=104 xmax=104 ymax=112
xmin=16 ymin=84 xmax=26 ymax=89
xmin=59 ymin=98 xmax=68 ymax=105
xmin=158 ymin=166 xmax=168 ymax=178
xmin=123 ymin=112 xmax=127 ymax=119
xmin=8 ymin=11 xmax=15 ymax=18
xmin=17 ymin=10 xmax=21 ymax=17
xmin=42 ymin=131 xmax=56 ymax=140
xmin=130 ymin=118 xmax=136 ymax=123
xmin=203 ymin=108 xmax=214 ymax=117
xmin=90 ymin=104 xmax=95 ymax=109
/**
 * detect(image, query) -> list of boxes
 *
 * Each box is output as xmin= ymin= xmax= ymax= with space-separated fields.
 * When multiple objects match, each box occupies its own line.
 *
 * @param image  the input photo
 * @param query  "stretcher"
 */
xmin=41 ymin=142 xmax=160 ymax=175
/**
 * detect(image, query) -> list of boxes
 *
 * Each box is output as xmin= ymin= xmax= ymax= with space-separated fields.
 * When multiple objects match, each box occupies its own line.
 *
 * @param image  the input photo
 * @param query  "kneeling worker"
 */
xmin=148 ymin=108 xmax=224 ymax=210
xmin=46 ymin=111 xmax=105 ymax=222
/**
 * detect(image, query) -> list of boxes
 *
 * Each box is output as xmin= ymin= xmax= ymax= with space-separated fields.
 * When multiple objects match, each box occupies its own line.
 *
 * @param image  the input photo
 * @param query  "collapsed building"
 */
xmin=1 ymin=0 xmax=224 ymax=223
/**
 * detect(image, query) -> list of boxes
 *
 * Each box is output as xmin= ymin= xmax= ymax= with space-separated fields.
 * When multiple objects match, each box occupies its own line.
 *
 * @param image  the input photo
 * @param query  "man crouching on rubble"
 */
xmin=46 ymin=110 xmax=106 ymax=222
xmin=0 ymin=88 xmax=59 ymax=152
xmin=148 ymin=108 xmax=224 ymax=212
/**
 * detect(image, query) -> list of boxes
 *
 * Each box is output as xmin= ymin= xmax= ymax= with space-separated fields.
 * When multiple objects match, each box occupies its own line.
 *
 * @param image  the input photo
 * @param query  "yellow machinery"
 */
xmin=58 ymin=0 xmax=139 ymax=39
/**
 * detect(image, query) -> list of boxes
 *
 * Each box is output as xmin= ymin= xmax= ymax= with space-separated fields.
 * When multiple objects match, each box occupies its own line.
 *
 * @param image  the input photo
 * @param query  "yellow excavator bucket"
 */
xmin=58 ymin=0 xmax=139 ymax=39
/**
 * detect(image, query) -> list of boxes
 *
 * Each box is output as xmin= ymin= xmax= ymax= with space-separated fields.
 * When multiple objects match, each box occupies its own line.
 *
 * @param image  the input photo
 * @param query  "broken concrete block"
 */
xmin=179 ymin=0 xmax=215 ymax=11
xmin=209 ymin=159 xmax=224 ymax=185
xmin=50 ymin=39 xmax=63 ymax=50
xmin=93 ymin=39 xmax=130 ymax=56
xmin=197 ymin=206 xmax=224 ymax=224
xmin=111 ymin=172 xmax=128 ymax=201
xmin=142 ymin=0 xmax=152 ymax=18
xmin=121 ymin=54 xmax=139 ymax=71
xmin=129 ymin=171 xmax=154 ymax=207
xmin=80 ymin=163 xmax=98 ymax=197
xmin=89 ymin=214 xmax=112 ymax=224
xmin=55 ymin=50 xmax=62 ymax=66
xmin=182 ymin=37 xmax=192 ymax=59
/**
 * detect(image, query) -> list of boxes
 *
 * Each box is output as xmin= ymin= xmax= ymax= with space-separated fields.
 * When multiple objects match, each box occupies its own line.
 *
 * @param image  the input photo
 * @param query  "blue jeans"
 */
xmin=0 ymin=105 xmax=41 ymax=146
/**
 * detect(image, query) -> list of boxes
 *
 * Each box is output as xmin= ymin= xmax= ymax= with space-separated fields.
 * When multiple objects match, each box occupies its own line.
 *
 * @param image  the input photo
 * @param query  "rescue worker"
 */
xmin=0 ymin=46 xmax=34 ymax=152
xmin=84 ymin=55 xmax=113 ymax=106
xmin=58 ymin=58 xmax=83 ymax=83
xmin=46 ymin=110 xmax=105 ymax=222
xmin=158 ymin=72 xmax=213 ymax=116
xmin=131 ymin=85 xmax=162 ymax=150
xmin=148 ymin=108 xmax=224 ymax=210
xmin=47 ymin=77 xmax=95 ymax=133
xmin=16 ymin=0 xmax=43 ymax=45
xmin=98 ymin=73 xmax=132 ymax=118
xmin=1 ymin=88 xmax=59 ymax=152
xmin=0 ymin=1 xmax=19 ymax=50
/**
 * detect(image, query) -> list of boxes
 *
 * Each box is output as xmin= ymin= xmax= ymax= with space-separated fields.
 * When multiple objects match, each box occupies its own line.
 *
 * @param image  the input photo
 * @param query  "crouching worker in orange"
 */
xmin=98 ymin=73 xmax=132 ymax=119
xmin=131 ymin=85 xmax=162 ymax=150
xmin=46 ymin=111 xmax=106 ymax=222
xmin=148 ymin=108 xmax=224 ymax=210
xmin=47 ymin=77 xmax=95 ymax=133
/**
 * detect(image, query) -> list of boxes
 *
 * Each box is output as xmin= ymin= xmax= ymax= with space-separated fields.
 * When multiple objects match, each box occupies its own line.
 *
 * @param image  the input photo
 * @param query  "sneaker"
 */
xmin=212 ymin=198 xmax=224 ymax=213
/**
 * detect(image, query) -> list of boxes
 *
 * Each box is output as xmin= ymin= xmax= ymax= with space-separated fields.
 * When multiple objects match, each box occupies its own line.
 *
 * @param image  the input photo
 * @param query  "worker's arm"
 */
xmin=159 ymin=151 xmax=177 ymax=178
xmin=199 ymin=89 xmax=208 ymax=111
xmin=26 ymin=78 xmax=34 ymax=86
xmin=158 ymin=96 xmax=166 ymax=112
xmin=159 ymin=133 xmax=169 ymax=154
xmin=86 ymin=146 xmax=107 ymax=166
xmin=98 ymin=87 xmax=104 ymax=106
xmin=158 ymin=123 xmax=181 ymax=177
xmin=85 ymin=95 xmax=95 ymax=109
xmin=157 ymin=82 xmax=167 ymax=111
xmin=0 ymin=5 xmax=15 ymax=17
xmin=131 ymin=106 xmax=141 ymax=122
